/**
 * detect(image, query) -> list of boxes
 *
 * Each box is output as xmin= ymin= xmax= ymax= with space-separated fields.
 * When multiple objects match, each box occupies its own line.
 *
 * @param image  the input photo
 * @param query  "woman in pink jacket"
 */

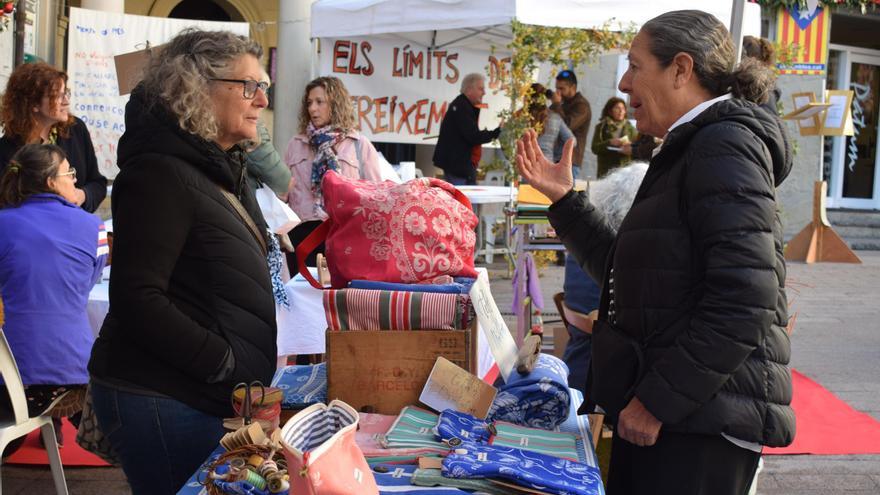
xmin=285 ymin=76 xmax=381 ymax=223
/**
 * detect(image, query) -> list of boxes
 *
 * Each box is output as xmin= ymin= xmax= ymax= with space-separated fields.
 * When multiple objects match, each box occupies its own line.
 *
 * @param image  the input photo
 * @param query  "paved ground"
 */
xmin=3 ymin=251 xmax=879 ymax=494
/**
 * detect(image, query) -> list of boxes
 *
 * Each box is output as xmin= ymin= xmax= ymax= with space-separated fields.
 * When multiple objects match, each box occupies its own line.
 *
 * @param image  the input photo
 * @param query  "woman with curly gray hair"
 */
xmin=87 ymin=29 xmax=276 ymax=494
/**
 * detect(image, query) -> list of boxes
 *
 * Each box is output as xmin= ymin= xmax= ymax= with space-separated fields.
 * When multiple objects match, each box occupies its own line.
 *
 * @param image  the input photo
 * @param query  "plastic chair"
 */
xmin=0 ymin=330 xmax=68 ymax=495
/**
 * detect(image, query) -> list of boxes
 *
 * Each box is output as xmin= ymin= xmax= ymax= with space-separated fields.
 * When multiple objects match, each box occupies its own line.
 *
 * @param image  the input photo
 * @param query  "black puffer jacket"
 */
xmin=548 ymin=98 xmax=795 ymax=447
xmin=88 ymin=86 xmax=277 ymax=417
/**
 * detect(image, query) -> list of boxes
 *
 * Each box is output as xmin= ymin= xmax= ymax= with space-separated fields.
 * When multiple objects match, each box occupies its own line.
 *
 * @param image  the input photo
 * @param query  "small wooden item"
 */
xmin=515 ymin=334 xmax=543 ymax=375
xmin=784 ymin=181 xmax=861 ymax=263
xmin=316 ymin=253 xmax=331 ymax=287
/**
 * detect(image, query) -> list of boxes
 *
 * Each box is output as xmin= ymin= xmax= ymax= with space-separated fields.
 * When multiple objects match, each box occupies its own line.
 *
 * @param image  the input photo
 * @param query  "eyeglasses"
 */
xmin=209 ymin=78 xmax=270 ymax=99
xmin=47 ymin=88 xmax=70 ymax=101
xmin=57 ymin=168 xmax=76 ymax=180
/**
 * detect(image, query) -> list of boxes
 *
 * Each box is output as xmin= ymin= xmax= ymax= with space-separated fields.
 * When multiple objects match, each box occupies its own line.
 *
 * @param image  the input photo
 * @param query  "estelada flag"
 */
xmin=776 ymin=4 xmax=830 ymax=76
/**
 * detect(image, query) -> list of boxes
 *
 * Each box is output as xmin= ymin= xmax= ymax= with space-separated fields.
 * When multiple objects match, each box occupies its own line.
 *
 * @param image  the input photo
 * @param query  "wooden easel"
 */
xmin=784 ymin=181 xmax=861 ymax=263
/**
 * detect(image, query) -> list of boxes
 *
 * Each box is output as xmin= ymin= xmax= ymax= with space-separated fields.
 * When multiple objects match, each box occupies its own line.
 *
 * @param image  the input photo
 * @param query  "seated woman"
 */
xmin=0 ymin=144 xmax=107 ymax=451
xmin=284 ymin=76 xmax=382 ymax=265
xmin=590 ymin=97 xmax=637 ymax=178
xmin=87 ymin=29 xmax=277 ymax=494
xmin=0 ymin=63 xmax=108 ymax=213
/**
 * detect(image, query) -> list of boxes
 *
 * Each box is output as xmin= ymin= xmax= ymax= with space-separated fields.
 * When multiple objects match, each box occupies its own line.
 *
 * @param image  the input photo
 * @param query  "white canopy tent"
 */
xmin=311 ymin=0 xmax=762 ymax=46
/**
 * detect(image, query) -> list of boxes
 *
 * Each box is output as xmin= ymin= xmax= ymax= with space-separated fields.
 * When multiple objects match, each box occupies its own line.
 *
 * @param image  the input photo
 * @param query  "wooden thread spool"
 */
xmin=259 ymin=459 xmax=278 ymax=477
xmin=238 ymin=469 xmax=267 ymax=491
xmin=266 ymin=470 xmax=289 ymax=493
xmin=247 ymin=454 xmax=265 ymax=469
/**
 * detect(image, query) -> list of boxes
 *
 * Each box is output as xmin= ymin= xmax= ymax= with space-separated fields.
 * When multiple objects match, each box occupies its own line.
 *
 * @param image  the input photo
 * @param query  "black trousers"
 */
xmin=607 ymin=430 xmax=761 ymax=495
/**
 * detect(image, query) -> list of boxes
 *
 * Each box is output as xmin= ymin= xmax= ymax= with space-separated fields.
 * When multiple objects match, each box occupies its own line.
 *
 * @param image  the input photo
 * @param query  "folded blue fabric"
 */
xmin=488 ymin=353 xmax=571 ymax=429
xmin=436 ymin=410 xmax=492 ymax=445
xmin=270 ymin=363 xmax=327 ymax=409
xmin=349 ymin=278 xmax=475 ymax=295
xmin=442 ymin=442 xmax=604 ymax=495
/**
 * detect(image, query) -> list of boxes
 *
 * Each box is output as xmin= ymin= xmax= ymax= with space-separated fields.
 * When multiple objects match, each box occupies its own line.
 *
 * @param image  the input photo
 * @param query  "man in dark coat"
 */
xmin=433 ymin=73 xmax=500 ymax=185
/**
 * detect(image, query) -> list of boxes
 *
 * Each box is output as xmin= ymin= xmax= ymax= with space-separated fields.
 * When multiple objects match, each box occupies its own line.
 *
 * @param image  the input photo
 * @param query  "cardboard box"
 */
xmin=326 ymin=324 xmax=477 ymax=415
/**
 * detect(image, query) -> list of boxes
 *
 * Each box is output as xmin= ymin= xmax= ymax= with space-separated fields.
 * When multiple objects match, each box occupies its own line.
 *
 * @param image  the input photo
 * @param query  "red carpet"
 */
xmin=3 ymin=418 xmax=110 ymax=467
xmin=764 ymin=369 xmax=880 ymax=455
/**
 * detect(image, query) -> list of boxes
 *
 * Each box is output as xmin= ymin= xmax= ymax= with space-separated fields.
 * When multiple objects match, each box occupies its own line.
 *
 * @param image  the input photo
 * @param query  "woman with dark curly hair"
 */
xmin=0 ymin=63 xmax=107 ymax=213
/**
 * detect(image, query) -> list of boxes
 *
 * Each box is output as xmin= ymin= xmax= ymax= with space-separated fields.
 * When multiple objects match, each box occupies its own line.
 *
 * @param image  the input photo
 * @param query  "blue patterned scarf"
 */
xmin=307 ymin=122 xmax=344 ymax=216
xmin=266 ymin=228 xmax=290 ymax=309
xmin=443 ymin=442 xmax=603 ymax=495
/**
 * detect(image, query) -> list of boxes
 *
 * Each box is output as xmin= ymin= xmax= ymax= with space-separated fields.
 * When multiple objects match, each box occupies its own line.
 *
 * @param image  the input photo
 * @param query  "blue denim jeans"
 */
xmin=90 ymin=381 xmax=225 ymax=495
xmin=562 ymin=253 xmax=601 ymax=393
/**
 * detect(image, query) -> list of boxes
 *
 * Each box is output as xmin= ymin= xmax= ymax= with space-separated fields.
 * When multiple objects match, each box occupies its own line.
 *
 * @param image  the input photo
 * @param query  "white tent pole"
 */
xmin=730 ymin=0 xmax=746 ymax=64
xmin=274 ymin=0 xmax=312 ymax=154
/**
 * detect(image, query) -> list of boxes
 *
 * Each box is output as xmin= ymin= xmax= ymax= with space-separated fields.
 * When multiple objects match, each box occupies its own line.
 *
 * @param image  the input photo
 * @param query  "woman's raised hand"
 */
xmin=515 ymin=129 xmax=574 ymax=203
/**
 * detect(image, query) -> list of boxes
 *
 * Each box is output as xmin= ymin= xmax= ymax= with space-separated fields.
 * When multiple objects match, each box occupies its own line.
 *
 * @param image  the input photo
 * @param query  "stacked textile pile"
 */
xmin=323 ymin=278 xmax=476 ymax=331
xmin=353 ymin=399 xmax=602 ymax=495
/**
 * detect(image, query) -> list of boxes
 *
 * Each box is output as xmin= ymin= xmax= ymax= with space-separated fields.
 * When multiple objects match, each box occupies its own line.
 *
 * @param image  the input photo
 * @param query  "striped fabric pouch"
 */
xmin=357 ymin=413 xmax=447 ymax=463
xmin=281 ymin=400 xmax=379 ymax=494
xmin=323 ymin=288 xmax=474 ymax=331
xmin=381 ymin=406 xmax=447 ymax=450
xmin=490 ymin=421 xmax=580 ymax=461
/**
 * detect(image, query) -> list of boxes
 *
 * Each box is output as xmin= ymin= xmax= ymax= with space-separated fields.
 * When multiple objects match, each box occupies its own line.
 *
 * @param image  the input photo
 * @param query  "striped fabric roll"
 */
xmin=323 ymin=288 xmax=473 ymax=331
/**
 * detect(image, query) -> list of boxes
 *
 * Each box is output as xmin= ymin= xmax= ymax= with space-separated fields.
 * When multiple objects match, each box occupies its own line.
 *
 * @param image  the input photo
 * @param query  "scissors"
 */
xmin=231 ymin=381 xmax=266 ymax=425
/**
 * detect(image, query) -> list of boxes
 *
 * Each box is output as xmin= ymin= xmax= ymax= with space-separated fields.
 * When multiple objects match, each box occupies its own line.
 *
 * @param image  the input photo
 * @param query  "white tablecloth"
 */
xmin=456 ymin=185 xmax=516 ymax=205
xmin=88 ymin=267 xmax=497 ymax=380
xmin=86 ymin=267 xmax=111 ymax=337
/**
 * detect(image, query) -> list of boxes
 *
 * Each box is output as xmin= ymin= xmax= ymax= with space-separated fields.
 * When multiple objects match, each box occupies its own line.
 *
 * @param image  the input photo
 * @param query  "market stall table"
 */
xmin=176 ymin=387 xmax=601 ymax=495
xmin=456 ymin=185 xmax=516 ymax=264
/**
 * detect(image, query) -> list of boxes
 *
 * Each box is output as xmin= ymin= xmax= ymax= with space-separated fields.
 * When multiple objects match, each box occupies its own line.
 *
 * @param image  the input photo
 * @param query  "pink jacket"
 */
xmin=284 ymin=131 xmax=382 ymax=221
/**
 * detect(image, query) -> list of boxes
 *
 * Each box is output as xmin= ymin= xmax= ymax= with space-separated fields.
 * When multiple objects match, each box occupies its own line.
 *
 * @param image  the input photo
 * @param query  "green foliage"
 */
xmin=755 ymin=0 xmax=879 ymax=15
xmin=493 ymin=21 xmax=635 ymax=182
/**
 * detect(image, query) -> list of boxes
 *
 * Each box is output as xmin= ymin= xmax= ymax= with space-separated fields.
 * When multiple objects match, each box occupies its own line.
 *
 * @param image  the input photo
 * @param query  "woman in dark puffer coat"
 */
xmin=517 ymin=10 xmax=794 ymax=495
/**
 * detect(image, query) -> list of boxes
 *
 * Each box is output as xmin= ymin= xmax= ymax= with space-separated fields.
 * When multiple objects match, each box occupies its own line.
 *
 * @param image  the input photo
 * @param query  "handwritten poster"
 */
xmin=319 ymin=36 xmax=509 ymax=144
xmin=470 ymin=272 xmax=518 ymax=382
xmin=67 ymin=7 xmax=248 ymax=178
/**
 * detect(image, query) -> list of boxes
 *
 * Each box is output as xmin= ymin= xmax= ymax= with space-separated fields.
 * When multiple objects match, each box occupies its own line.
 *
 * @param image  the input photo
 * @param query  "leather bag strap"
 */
xmin=219 ymin=188 xmax=268 ymax=257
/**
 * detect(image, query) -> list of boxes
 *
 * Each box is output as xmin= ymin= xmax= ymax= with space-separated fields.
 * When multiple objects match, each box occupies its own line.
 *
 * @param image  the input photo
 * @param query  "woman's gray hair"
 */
xmin=588 ymin=162 xmax=648 ymax=233
xmin=642 ymin=10 xmax=775 ymax=104
xmin=141 ymin=28 xmax=263 ymax=140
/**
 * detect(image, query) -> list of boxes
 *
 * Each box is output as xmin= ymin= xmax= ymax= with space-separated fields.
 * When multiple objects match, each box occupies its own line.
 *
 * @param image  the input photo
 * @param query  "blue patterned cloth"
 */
xmin=270 ymin=363 xmax=327 ymax=409
xmin=266 ymin=228 xmax=290 ymax=309
xmin=442 ymin=442 xmax=604 ymax=495
xmin=349 ymin=278 xmax=476 ymax=294
xmin=436 ymin=410 xmax=492 ymax=445
xmin=488 ymin=353 xmax=571 ymax=429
